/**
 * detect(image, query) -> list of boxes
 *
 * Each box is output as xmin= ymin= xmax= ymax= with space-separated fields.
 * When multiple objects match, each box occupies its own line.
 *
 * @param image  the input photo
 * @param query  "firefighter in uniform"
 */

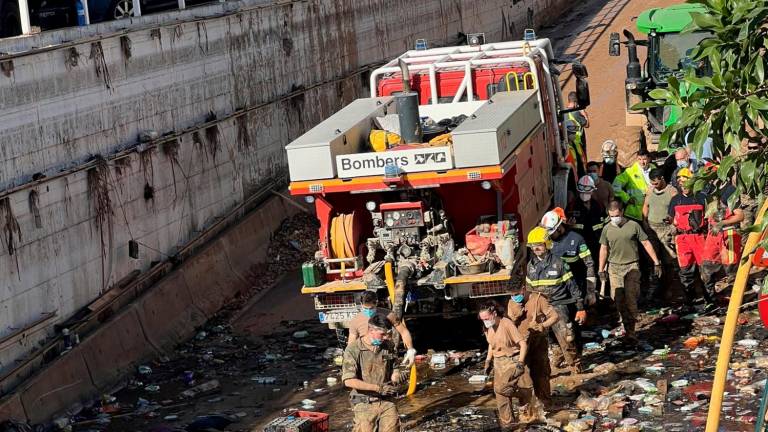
xmin=569 ymin=176 xmax=607 ymax=260
xmin=668 ymin=168 xmax=709 ymax=307
xmin=342 ymin=313 xmax=403 ymax=432
xmin=542 ymin=208 xmax=598 ymax=307
xmin=525 ymin=227 xmax=586 ymax=374
xmin=348 ymin=291 xmax=416 ymax=367
xmin=507 ymin=287 xmax=559 ymax=409
xmin=480 ymin=301 xmax=535 ymax=429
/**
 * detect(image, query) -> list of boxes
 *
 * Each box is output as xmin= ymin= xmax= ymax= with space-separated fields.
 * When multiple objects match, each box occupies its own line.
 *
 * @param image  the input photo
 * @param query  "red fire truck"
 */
xmin=285 ymin=35 xmax=590 ymax=333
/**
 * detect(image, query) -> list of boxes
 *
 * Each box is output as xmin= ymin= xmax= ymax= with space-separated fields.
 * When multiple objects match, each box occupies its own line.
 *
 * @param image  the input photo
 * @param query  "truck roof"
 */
xmin=636 ymin=3 xmax=707 ymax=34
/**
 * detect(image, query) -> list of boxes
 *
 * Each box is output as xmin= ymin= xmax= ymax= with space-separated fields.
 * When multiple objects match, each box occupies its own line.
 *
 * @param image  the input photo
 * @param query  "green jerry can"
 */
xmin=302 ymin=261 xmax=325 ymax=288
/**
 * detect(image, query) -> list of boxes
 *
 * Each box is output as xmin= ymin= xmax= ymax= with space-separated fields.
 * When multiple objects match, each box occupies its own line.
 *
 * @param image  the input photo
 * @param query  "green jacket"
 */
xmin=612 ymin=162 xmax=653 ymax=221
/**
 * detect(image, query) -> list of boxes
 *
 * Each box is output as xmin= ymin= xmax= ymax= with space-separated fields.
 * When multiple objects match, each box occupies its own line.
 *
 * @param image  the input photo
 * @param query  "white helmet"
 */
xmin=541 ymin=210 xmax=564 ymax=235
xmin=577 ymin=175 xmax=596 ymax=193
xmin=601 ymin=140 xmax=618 ymax=157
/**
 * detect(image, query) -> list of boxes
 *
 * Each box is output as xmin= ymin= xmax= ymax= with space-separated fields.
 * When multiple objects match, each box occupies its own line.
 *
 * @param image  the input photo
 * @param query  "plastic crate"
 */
xmin=293 ymin=411 xmax=330 ymax=432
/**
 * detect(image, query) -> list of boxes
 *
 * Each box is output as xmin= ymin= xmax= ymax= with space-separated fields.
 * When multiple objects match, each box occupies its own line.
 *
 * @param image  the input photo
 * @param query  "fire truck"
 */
xmin=285 ymin=35 xmax=590 ymax=334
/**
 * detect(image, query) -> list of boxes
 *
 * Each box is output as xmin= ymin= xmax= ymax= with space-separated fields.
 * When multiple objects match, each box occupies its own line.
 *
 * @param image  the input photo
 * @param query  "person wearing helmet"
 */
xmin=569 ymin=175 xmax=608 ymax=259
xmin=542 ymin=208 xmax=597 ymax=307
xmin=525 ymin=226 xmax=585 ymax=374
xmin=668 ymin=167 xmax=709 ymax=310
xmin=541 ymin=209 xmax=594 ymax=373
xmin=586 ymin=161 xmax=614 ymax=210
xmin=599 ymin=140 xmax=622 ymax=184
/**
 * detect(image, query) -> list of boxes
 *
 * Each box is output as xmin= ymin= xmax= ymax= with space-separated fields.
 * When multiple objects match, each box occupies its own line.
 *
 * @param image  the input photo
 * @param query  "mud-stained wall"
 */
xmin=0 ymin=0 xmax=571 ymax=381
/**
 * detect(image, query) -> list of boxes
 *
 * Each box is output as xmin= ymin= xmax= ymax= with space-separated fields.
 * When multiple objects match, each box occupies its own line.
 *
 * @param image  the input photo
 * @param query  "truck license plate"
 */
xmin=318 ymin=309 xmax=360 ymax=323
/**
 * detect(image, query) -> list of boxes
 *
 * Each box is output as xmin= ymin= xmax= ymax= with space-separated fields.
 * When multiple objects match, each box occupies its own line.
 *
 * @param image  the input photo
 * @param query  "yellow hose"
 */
xmin=407 ymin=364 xmax=417 ymax=396
xmin=706 ymin=198 xmax=768 ymax=431
xmin=384 ymin=262 xmax=396 ymax=303
xmin=329 ymin=213 xmax=356 ymax=259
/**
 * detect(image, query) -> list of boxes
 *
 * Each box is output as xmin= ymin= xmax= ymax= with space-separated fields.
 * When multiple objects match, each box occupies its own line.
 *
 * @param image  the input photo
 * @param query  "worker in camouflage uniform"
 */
xmin=347 ymin=291 xmax=416 ymax=367
xmin=342 ymin=313 xmax=404 ymax=432
xmin=599 ymin=200 xmax=661 ymax=344
xmin=507 ymin=286 xmax=559 ymax=409
xmin=525 ymin=226 xmax=585 ymax=374
xmin=480 ymin=301 xmax=535 ymax=429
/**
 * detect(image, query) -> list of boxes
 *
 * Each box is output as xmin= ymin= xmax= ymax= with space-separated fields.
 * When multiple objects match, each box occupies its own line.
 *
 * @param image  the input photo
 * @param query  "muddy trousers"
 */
xmin=607 ymin=262 xmax=641 ymax=337
xmin=352 ymin=400 xmax=400 ymax=432
xmin=526 ymin=334 xmax=551 ymax=405
xmin=676 ymin=233 xmax=709 ymax=303
xmin=550 ymin=303 xmax=581 ymax=370
xmin=647 ymin=222 xmax=680 ymax=301
xmin=493 ymin=356 xmax=535 ymax=428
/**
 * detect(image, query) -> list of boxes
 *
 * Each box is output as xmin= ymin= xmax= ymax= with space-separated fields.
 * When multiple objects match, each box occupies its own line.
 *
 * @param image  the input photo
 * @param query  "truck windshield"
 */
xmin=654 ymin=31 xmax=710 ymax=80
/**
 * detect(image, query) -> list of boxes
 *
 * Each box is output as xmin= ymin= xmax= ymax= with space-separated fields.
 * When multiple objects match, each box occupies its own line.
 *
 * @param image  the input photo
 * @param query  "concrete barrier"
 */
xmin=19 ymin=351 xmax=96 ymax=424
xmin=182 ymin=238 xmax=248 ymax=318
xmin=135 ymin=271 xmax=208 ymax=353
xmin=0 ymin=394 xmax=26 ymax=421
xmin=79 ymin=307 xmax=159 ymax=391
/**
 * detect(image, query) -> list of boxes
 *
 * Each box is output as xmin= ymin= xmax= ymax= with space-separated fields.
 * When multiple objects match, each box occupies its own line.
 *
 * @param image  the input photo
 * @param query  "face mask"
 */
xmin=362 ymin=307 xmax=375 ymax=318
xmin=604 ymin=157 xmax=616 ymax=165
xmin=579 ymin=193 xmax=592 ymax=202
xmin=610 ymin=216 xmax=623 ymax=226
xmin=588 ymin=173 xmax=599 ymax=183
xmin=677 ymin=160 xmax=689 ymax=168
xmin=511 ymin=294 xmax=525 ymax=304
xmin=370 ymin=338 xmax=382 ymax=346
xmin=483 ymin=319 xmax=496 ymax=329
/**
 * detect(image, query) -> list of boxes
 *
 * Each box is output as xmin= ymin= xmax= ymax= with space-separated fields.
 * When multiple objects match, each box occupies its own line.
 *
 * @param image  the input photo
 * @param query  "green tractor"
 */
xmin=609 ymin=3 xmax=710 ymax=153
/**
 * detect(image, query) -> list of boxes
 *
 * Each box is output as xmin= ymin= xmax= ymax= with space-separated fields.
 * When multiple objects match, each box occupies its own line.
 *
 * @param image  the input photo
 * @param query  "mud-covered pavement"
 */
xmin=68 ymin=275 xmax=768 ymax=432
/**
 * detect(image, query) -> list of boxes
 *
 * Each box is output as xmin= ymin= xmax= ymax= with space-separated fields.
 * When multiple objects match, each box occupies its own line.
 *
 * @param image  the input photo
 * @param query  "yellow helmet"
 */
xmin=527 ymin=226 xmax=552 ymax=249
xmin=677 ymin=167 xmax=693 ymax=179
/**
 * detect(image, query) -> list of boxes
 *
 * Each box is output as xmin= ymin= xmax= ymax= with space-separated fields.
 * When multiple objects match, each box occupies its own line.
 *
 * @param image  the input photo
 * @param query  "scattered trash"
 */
xmin=180 ymin=380 xmax=220 ymax=399
xmin=138 ymin=365 xmax=153 ymax=375
xmin=293 ymin=330 xmax=310 ymax=339
xmin=144 ymin=384 xmax=160 ymax=392
xmin=468 ymin=375 xmax=488 ymax=384
xmin=430 ymin=353 xmax=447 ymax=369
xmin=326 ymin=377 xmax=338 ymax=386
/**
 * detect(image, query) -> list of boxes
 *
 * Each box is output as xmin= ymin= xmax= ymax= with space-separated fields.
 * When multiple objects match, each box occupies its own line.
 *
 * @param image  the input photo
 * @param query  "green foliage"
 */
xmin=634 ymin=0 xmax=768 ymax=201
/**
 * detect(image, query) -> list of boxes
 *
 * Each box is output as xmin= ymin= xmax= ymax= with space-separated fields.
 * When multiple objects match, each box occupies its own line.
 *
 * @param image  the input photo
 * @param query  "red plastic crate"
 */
xmin=292 ymin=411 xmax=329 ymax=432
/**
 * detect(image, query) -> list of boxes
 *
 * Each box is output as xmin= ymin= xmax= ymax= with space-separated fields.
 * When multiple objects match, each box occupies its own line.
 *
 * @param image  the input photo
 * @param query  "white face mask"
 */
xmin=610 ymin=216 xmax=623 ymax=226
xmin=483 ymin=319 xmax=495 ymax=328
xmin=579 ymin=193 xmax=592 ymax=202
xmin=604 ymin=157 xmax=616 ymax=165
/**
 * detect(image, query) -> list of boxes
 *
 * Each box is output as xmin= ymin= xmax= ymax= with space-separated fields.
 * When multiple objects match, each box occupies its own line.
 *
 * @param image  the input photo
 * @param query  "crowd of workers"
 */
xmin=339 ymin=111 xmax=758 ymax=430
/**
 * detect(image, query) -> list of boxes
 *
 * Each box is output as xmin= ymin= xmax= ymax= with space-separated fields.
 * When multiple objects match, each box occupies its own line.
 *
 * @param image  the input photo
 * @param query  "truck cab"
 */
xmin=610 ymin=3 xmax=709 ymax=149
xmin=285 ymin=36 xmax=589 ymax=334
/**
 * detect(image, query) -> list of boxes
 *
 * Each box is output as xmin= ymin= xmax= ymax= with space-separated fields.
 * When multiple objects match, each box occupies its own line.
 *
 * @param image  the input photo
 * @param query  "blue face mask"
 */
xmin=370 ymin=338 xmax=382 ymax=346
xmin=362 ymin=307 xmax=376 ymax=318
xmin=511 ymin=294 xmax=525 ymax=304
xmin=677 ymin=160 xmax=689 ymax=168
xmin=588 ymin=173 xmax=599 ymax=183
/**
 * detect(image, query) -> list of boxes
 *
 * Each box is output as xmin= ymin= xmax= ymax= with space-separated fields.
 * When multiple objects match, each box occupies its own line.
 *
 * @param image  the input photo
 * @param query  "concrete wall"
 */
xmin=0 ymin=0 xmax=572 ymax=392
xmin=0 ymin=194 xmax=299 ymax=424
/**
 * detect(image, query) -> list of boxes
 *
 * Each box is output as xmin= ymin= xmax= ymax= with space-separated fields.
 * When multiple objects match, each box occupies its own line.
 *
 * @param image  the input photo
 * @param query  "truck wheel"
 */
xmin=1 ymin=1 xmax=22 ymax=37
xmin=110 ymin=0 xmax=134 ymax=19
